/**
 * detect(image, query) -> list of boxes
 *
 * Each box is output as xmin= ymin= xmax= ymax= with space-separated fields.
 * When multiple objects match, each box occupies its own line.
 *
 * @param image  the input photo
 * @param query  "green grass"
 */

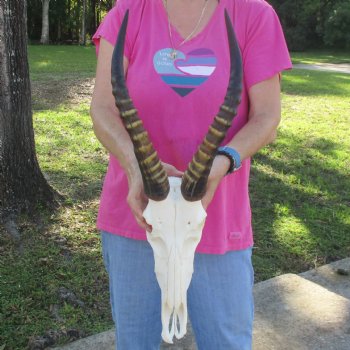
xmin=251 ymin=68 xmax=350 ymax=279
xmin=291 ymin=50 xmax=350 ymax=64
xmin=0 ymin=46 xmax=349 ymax=349
xmin=28 ymin=45 xmax=97 ymax=80
xmin=1 ymin=46 xmax=106 ymax=350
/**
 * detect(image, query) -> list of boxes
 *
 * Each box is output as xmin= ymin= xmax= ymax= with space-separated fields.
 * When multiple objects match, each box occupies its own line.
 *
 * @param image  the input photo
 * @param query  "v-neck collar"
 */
xmin=157 ymin=0 xmax=223 ymax=45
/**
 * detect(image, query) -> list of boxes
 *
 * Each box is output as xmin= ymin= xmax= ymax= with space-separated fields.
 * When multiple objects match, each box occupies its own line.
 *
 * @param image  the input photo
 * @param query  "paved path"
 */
xmin=293 ymin=62 xmax=350 ymax=74
xmin=54 ymin=258 xmax=350 ymax=350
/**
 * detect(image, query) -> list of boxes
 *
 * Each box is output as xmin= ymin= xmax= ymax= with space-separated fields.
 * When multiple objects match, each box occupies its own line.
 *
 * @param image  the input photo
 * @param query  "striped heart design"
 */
xmin=153 ymin=48 xmax=217 ymax=97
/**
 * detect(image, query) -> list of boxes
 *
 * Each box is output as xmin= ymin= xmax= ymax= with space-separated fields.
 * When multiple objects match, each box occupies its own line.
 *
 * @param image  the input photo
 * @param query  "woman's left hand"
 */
xmin=201 ymin=155 xmax=230 ymax=210
xmin=162 ymin=162 xmax=184 ymax=177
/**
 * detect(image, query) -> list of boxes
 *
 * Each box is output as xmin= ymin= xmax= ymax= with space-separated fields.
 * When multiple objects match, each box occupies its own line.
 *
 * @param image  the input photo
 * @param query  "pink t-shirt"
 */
xmin=93 ymin=0 xmax=292 ymax=254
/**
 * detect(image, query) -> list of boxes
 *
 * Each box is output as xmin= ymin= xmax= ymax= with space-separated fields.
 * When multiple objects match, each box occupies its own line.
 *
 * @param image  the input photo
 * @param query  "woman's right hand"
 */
xmin=127 ymin=172 xmax=152 ymax=232
xmin=126 ymin=162 xmax=183 ymax=232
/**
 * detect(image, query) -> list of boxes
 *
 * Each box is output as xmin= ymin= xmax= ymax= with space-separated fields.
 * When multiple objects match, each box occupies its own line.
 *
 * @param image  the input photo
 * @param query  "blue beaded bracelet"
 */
xmin=217 ymin=146 xmax=241 ymax=174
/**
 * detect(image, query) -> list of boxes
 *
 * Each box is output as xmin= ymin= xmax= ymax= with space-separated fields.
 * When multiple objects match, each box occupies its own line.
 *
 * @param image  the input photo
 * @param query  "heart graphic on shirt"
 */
xmin=153 ymin=48 xmax=217 ymax=97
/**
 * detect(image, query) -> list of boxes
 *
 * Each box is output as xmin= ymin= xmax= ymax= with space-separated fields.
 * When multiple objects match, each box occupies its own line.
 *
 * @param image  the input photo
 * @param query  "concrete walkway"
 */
xmin=54 ymin=258 xmax=350 ymax=350
xmin=293 ymin=63 xmax=350 ymax=74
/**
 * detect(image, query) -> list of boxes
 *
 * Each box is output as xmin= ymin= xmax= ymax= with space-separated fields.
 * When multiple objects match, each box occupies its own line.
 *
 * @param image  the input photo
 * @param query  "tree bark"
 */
xmin=0 ymin=0 xmax=56 ymax=221
xmin=80 ymin=0 xmax=87 ymax=45
xmin=40 ymin=0 xmax=50 ymax=44
xmin=57 ymin=18 xmax=61 ymax=42
xmin=90 ymin=0 xmax=97 ymax=35
xmin=96 ymin=3 xmax=101 ymax=28
xmin=67 ymin=0 xmax=72 ymax=40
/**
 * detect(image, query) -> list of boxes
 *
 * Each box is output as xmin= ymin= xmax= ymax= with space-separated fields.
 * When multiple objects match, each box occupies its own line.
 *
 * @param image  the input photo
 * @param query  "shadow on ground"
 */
xmin=250 ymin=129 xmax=350 ymax=280
xmin=31 ymin=77 xmax=95 ymax=110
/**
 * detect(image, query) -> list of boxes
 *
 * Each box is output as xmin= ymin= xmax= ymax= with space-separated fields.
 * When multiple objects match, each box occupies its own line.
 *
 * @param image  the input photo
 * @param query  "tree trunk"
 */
xmin=67 ymin=0 xmax=72 ymax=40
xmin=57 ymin=18 xmax=61 ymax=42
xmin=96 ymin=0 xmax=101 ymax=28
xmin=0 ymin=0 xmax=56 ymax=221
xmin=90 ymin=0 xmax=97 ymax=35
xmin=40 ymin=0 xmax=50 ymax=44
xmin=80 ymin=0 xmax=87 ymax=45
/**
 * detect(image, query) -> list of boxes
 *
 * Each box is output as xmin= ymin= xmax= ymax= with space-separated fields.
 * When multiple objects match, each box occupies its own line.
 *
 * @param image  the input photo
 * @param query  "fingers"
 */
xmin=129 ymin=200 xmax=153 ymax=232
xmin=201 ymin=190 xmax=213 ymax=211
xmin=127 ymin=187 xmax=153 ymax=232
xmin=127 ymin=162 xmax=192 ymax=232
xmin=162 ymin=162 xmax=184 ymax=177
xmin=202 ymin=158 xmax=228 ymax=209
xmin=135 ymin=213 xmax=153 ymax=232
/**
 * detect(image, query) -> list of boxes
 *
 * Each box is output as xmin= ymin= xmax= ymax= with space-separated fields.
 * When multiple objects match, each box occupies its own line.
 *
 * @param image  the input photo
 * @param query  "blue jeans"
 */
xmin=101 ymin=231 xmax=254 ymax=350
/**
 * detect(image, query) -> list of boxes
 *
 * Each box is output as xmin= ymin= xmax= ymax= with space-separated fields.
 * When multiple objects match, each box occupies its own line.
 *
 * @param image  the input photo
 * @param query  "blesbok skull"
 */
xmin=143 ymin=177 xmax=207 ymax=342
xmin=111 ymin=9 xmax=242 ymax=343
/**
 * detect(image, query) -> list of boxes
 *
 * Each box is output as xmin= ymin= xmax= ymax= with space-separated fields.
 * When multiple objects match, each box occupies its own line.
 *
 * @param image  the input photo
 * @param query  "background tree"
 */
xmin=323 ymin=2 xmax=350 ymax=49
xmin=28 ymin=0 xmax=114 ymax=43
xmin=26 ymin=0 xmax=350 ymax=49
xmin=0 ymin=0 xmax=56 ymax=231
xmin=80 ymin=0 xmax=87 ymax=45
xmin=90 ymin=0 xmax=97 ymax=34
xmin=40 ymin=0 xmax=50 ymax=44
xmin=269 ymin=0 xmax=350 ymax=50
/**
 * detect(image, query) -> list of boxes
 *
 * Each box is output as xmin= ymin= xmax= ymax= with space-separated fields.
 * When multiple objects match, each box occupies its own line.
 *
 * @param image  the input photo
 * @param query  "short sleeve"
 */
xmin=92 ymin=0 xmax=143 ymax=58
xmin=242 ymin=1 xmax=292 ymax=90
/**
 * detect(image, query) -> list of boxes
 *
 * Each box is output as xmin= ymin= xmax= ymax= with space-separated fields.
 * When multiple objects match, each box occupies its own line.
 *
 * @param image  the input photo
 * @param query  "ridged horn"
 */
xmin=111 ymin=10 xmax=170 ymax=201
xmin=181 ymin=10 xmax=243 ymax=201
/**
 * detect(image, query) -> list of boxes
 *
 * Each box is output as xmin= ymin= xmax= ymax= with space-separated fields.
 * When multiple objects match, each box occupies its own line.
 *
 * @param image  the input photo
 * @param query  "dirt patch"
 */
xmin=31 ymin=77 xmax=95 ymax=110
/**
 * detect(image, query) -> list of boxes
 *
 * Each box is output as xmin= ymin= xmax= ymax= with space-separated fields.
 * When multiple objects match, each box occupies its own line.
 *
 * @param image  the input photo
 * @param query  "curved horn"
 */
xmin=181 ymin=10 xmax=243 ymax=201
xmin=111 ymin=10 xmax=170 ymax=201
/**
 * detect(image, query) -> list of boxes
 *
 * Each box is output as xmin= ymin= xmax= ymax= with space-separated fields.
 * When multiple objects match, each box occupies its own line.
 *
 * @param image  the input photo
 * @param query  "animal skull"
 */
xmin=143 ymin=177 xmax=207 ymax=343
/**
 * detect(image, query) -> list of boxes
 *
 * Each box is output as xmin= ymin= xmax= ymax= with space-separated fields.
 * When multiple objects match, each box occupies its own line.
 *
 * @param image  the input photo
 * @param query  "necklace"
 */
xmin=164 ymin=0 xmax=210 ymax=60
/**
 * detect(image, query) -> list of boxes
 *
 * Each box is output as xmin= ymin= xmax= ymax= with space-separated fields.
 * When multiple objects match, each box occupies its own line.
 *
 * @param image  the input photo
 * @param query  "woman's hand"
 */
xmin=128 ymin=157 xmax=228 ymax=228
xmin=127 ymin=172 xmax=152 ymax=232
xmin=201 ymin=155 xmax=230 ymax=210
xmin=162 ymin=162 xmax=184 ymax=178
xmin=127 ymin=162 xmax=183 ymax=232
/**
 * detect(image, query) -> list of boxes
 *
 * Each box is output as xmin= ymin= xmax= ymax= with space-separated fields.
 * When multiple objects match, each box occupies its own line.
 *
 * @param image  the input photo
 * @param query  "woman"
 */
xmin=90 ymin=0 xmax=291 ymax=349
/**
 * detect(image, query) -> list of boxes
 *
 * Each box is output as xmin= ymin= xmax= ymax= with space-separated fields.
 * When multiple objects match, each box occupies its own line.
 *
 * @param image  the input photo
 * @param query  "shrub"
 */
xmin=324 ymin=2 xmax=350 ymax=49
xmin=269 ymin=0 xmax=323 ymax=51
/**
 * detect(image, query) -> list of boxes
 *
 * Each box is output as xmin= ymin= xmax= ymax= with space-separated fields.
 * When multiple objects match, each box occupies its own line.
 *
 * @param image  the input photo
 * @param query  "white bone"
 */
xmin=143 ymin=177 xmax=207 ymax=343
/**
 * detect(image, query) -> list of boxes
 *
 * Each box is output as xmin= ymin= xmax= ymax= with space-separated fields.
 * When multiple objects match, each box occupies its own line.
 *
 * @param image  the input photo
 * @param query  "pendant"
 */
xmin=170 ymin=49 xmax=177 ymax=60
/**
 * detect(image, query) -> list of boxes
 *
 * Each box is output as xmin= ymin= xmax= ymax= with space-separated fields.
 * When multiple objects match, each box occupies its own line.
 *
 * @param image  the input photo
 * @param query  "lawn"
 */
xmin=0 ymin=46 xmax=349 ymax=349
xmin=252 ymin=68 xmax=350 ymax=279
xmin=28 ymin=45 xmax=97 ymax=80
xmin=291 ymin=50 xmax=350 ymax=65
